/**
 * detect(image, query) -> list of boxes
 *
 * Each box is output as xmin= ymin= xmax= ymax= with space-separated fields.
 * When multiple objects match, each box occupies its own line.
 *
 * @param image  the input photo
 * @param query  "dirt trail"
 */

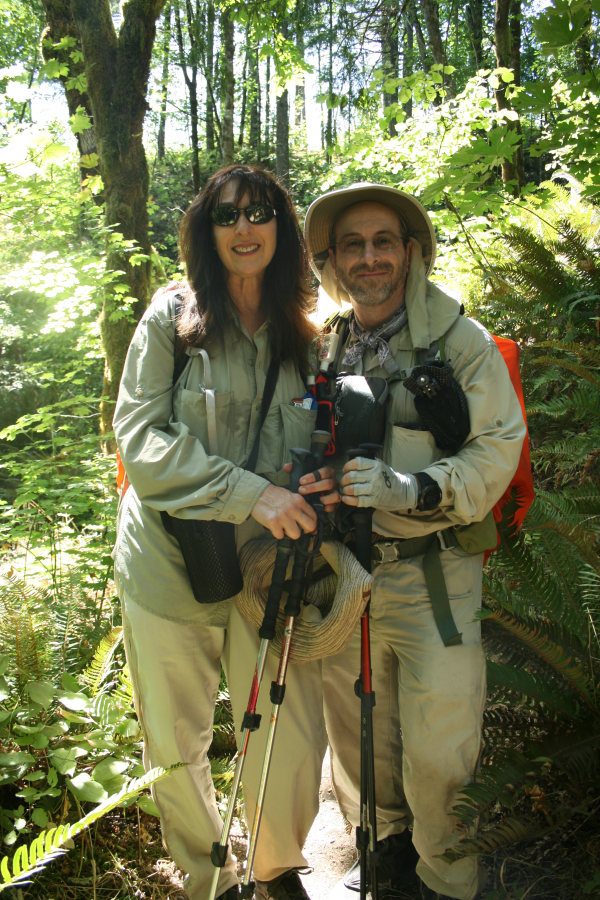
xmin=299 ymin=749 xmax=357 ymax=900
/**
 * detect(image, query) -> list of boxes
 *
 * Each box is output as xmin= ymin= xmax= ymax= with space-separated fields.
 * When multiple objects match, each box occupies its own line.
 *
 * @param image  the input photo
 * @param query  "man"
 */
xmin=304 ymin=184 xmax=526 ymax=900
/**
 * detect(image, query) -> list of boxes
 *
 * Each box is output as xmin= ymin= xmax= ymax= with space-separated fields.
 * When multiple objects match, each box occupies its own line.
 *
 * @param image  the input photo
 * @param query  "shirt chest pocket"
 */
xmin=384 ymin=422 xmax=443 ymax=475
xmin=256 ymin=403 xmax=318 ymax=478
xmin=175 ymin=388 xmax=234 ymax=459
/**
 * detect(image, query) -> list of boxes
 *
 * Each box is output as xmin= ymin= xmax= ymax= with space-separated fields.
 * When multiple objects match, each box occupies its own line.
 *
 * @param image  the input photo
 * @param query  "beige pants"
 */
xmin=322 ymin=546 xmax=487 ymax=900
xmin=122 ymin=595 xmax=327 ymax=900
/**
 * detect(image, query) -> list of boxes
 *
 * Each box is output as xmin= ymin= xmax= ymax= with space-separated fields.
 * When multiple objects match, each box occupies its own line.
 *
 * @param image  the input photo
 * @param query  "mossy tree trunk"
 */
xmin=44 ymin=0 xmax=166 ymax=438
xmin=494 ymin=0 xmax=523 ymax=194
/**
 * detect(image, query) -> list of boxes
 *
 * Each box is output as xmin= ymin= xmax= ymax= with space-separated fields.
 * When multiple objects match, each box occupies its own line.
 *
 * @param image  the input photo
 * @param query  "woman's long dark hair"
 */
xmin=178 ymin=165 xmax=317 ymax=375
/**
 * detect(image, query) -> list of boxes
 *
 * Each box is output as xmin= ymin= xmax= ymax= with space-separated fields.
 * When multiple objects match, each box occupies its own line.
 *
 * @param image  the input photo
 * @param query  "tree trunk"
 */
xmin=381 ymin=0 xmax=399 ymax=136
xmin=407 ymin=3 xmax=429 ymax=72
xmin=295 ymin=25 xmax=306 ymax=129
xmin=40 ymin=0 xmax=100 ymax=182
xmin=403 ymin=18 xmax=414 ymax=117
xmin=189 ymin=71 xmax=200 ymax=192
xmin=157 ymin=1 xmax=171 ymax=161
xmin=221 ymin=7 xmax=235 ymax=165
xmin=420 ymin=0 xmax=455 ymax=95
xmin=494 ymin=0 xmax=522 ymax=193
xmin=276 ymin=87 xmax=289 ymax=184
xmin=64 ymin=0 xmax=166 ymax=437
xmin=264 ymin=53 xmax=271 ymax=157
xmin=326 ymin=0 xmax=333 ymax=161
xmin=206 ymin=0 xmax=215 ymax=152
xmin=465 ymin=0 xmax=483 ymax=73
xmin=238 ymin=40 xmax=248 ymax=147
xmin=249 ymin=41 xmax=261 ymax=161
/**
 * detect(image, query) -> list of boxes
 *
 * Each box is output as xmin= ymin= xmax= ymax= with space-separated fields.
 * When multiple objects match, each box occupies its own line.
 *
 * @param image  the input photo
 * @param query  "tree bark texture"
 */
xmin=420 ymin=0 xmax=455 ymax=95
xmin=249 ymin=42 xmax=261 ymax=161
xmin=407 ymin=3 xmax=430 ymax=73
xmin=238 ymin=40 xmax=248 ymax=147
xmin=295 ymin=25 xmax=306 ymax=129
xmin=276 ymin=87 xmax=289 ymax=184
xmin=206 ymin=0 xmax=215 ymax=152
xmin=220 ymin=7 xmax=234 ymax=165
xmin=40 ymin=0 xmax=100 ymax=181
xmin=173 ymin=0 xmax=200 ymax=192
xmin=66 ymin=0 xmax=166 ymax=436
xmin=494 ymin=0 xmax=523 ymax=192
xmin=465 ymin=0 xmax=483 ymax=73
xmin=381 ymin=0 xmax=399 ymax=135
xmin=264 ymin=54 xmax=271 ymax=157
xmin=156 ymin=1 xmax=171 ymax=161
xmin=403 ymin=17 xmax=414 ymax=117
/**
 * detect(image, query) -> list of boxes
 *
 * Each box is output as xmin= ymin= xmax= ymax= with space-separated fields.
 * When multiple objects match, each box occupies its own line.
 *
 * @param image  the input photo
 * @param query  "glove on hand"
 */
xmin=342 ymin=457 xmax=418 ymax=510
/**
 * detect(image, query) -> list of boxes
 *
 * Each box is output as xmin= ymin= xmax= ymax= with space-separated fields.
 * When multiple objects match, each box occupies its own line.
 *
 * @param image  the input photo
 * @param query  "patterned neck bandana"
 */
xmin=342 ymin=305 xmax=408 ymax=374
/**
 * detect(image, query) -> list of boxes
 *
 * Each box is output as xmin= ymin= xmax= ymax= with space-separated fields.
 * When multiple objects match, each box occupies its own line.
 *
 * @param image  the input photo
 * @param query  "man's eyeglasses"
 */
xmin=333 ymin=233 xmax=403 ymax=256
xmin=211 ymin=204 xmax=277 ymax=227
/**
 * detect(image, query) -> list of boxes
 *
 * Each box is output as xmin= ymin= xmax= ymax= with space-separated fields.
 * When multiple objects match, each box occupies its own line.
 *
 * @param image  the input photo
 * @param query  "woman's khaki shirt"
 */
xmin=113 ymin=287 xmax=317 ymax=626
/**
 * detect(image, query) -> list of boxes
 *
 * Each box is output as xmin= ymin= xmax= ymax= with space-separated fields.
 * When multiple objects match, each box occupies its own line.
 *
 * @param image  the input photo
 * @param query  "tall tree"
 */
xmin=249 ymin=39 xmax=261 ymax=160
xmin=294 ymin=7 xmax=306 ymax=129
xmin=220 ymin=6 xmax=235 ymax=164
xmin=276 ymin=20 xmax=289 ymax=183
xmin=402 ymin=17 xmax=414 ymax=117
xmin=494 ymin=0 xmax=524 ymax=192
xmin=41 ymin=0 xmax=166 ymax=436
xmin=156 ymin=1 xmax=171 ymax=162
xmin=206 ymin=0 xmax=215 ymax=152
xmin=173 ymin=0 xmax=200 ymax=192
xmin=40 ymin=0 xmax=100 ymax=182
xmin=326 ymin=0 xmax=333 ymax=161
xmin=465 ymin=0 xmax=484 ymax=73
xmin=238 ymin=38 xmax=249 ymax=147
xmin=381 ymin=0 xmax=399 ymax=135
xmin=264 ymin=54 xmax=271 ymax=157
xmin=420 ymin=0 xmax=455 ymax=95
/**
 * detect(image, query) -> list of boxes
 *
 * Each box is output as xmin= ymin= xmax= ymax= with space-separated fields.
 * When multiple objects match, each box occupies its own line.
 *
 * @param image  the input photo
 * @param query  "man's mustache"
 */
xmin=348 ymin=262 xmax=395 ymax=277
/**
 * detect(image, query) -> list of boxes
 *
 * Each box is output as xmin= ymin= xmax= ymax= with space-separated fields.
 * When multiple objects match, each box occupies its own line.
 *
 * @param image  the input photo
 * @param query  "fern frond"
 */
xmin=533 ymin=341 xmax=600 ymax=368
xmin=486 ymin=660 xmax=584 ymax=720
xmin=526 ymin=386 xmax=600 ymax=419
xmin=452 ymin=748 xmax=533 ymax=827
xmin=0 ymin=765 xmax=183 ymax=892
xmin=482 ymin=609 xmax=591 ymax=701
xmin=438 ymin=817 xmax=547 ymax=862
xmin=529 ymin=355 xmax=600 ymax=387
xmin=82 ymin=627 xmax=123 ymax=696
xmin=528 ymin=728 xmax=600 ymax=784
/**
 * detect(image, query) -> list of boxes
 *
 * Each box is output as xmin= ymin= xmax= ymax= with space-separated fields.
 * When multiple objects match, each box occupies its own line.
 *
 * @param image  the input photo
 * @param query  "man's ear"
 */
xmin=328 ymin=247 xmax=338 ymax=278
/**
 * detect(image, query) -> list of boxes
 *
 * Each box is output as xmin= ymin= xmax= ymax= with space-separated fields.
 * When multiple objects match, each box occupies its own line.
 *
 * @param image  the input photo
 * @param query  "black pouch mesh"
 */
xmin=160 ymin=513 xmax=243 ymax=604
xmin=333 ymin=373 xmax=389 ymax=455
xmin=403 ymin=361 xmax=470 ymax=453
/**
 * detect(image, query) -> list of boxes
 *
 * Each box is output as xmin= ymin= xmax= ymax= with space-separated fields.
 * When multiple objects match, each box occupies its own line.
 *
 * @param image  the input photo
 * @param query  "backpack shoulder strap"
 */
xmin=172 ymin=295 xmax=189 ymax=385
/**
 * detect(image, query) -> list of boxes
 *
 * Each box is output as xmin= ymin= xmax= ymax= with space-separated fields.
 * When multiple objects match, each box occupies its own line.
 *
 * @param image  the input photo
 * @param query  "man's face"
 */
xmin=328 ymin=201 xmax=411 ymax=309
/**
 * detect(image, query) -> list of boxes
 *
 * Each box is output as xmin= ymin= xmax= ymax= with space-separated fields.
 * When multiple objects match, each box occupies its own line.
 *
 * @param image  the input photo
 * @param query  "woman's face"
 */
xmin=212 ymin=180 xmax=278 ymax=280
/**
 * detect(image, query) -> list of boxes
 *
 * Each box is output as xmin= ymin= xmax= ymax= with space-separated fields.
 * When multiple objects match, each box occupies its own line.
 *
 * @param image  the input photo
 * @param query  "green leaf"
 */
xmin=0 ymin=677 xmax=9 ymax=702
xmin=0 ymin=656 xmax=9 ymax=676
xmin=0 ymin=753 xmax=35 ymax=768
xmin=57 ymin=691 xmax=92 ymax=711
xmin=67 ymin=773 xmax=108 ymax=803
xmin=92 ymin=757 xmax=128 ymax=787
xmin=61 ymin=673 xmax=81 ymax=693
xmin=41 ymin=142 xmax=71 ymax=166
xmin=3 ymin=831 xmax=17 ymax=847
xmin=26 ymin=681 xmax=54 ymax=710
xmin=39 ymin=59 xmax=69 ymax=80
xmin=50 ymin=746 xmax=87 ymax=776
xmin=69 ymin=106 xmax=92 ymax=135
xmin=31 ymin=808 xmax=49 ymax=829
xmin=137 ymin=795 xmax=160 ymax=817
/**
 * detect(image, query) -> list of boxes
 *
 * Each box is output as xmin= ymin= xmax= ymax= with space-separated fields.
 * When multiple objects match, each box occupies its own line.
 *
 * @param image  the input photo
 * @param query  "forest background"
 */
xmin=0 ymin=0 xmax=599 ymax=898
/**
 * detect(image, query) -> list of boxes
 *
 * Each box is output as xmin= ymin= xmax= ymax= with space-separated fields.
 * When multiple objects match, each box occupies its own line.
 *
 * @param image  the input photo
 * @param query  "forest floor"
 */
xmin=12 ymin=751 xmax=600 ymax=900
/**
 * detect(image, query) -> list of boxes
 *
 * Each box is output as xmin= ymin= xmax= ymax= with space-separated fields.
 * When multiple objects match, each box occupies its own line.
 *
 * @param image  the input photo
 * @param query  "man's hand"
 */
xmin=251 ymin=484 xmax=319 ymax=540
xmin=285 ymin=463 xmax=341 ymax=513
xmin=341 ymin=457 xmax=418 ymax=510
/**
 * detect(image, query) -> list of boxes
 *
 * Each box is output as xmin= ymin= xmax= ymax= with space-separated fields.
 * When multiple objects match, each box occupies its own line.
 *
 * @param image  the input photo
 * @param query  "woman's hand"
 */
xmin=293 ymin=464 xmax=341 ymax=513
xmin=251 ymin=484 xmax=318 ymax=540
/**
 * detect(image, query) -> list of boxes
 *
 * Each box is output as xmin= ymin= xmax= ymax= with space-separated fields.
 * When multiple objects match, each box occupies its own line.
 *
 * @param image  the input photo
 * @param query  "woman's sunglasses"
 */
xmin=210 ymin=204 xmax=277 ymax=227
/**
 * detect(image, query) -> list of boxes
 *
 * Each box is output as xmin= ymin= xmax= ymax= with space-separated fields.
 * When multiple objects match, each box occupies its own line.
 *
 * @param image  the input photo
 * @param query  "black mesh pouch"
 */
xmin=403 ymin=361 xmax=470 ymax=453
xmin=160 ymin=514 xmax=243 ymax=604
xmin=333 ymin=373 xmax=389 ymax=455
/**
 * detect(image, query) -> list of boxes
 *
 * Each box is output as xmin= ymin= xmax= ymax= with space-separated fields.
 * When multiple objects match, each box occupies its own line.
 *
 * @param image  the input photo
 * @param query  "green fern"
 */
xmin=486 ymin=660 xmax=585 ymax=720
xmin=0 ymin=765 xmax=183 ymax=892
xmin=438 ymin=817 xmax=547 ymax=862
xmin=82 ymin=627 xmax=123 ymax=696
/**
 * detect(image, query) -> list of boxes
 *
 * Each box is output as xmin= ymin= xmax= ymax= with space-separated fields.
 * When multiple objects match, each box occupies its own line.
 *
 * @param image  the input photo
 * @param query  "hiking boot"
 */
xmin=218 ymin=888 xmax=240 ymax=900
xmin=343 ymin=831 xmax=420 ymax=893
xmin=254 ymin=870 xmax=311 ymax=900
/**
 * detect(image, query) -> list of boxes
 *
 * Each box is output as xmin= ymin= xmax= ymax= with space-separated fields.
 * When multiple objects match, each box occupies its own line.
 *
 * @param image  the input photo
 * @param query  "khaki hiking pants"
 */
xmin=121 ymin=595 xmax=327 ymax=899
xmin=322 ymin=546 xmax=487 ymax=900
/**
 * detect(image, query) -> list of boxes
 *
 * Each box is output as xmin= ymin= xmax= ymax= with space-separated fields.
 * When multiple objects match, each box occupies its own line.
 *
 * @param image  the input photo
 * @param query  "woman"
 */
xmin=113 ymin=165 xmax=339 ymax=900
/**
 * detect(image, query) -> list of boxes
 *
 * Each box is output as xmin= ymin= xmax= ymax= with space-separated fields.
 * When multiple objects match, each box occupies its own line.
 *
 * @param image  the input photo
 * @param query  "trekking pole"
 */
xmin=207 ymin=466 xmax=304 ymax=900
xmin=241 ymin=430 xmax=330 ymax=898
xmin=347 ymin=442 xmax=382 ymax=900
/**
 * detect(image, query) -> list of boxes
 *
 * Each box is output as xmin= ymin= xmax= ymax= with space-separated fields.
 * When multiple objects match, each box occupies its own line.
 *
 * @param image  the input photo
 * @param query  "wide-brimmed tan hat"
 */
xmin=304 ymin=183 xmax=437 ymax=282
